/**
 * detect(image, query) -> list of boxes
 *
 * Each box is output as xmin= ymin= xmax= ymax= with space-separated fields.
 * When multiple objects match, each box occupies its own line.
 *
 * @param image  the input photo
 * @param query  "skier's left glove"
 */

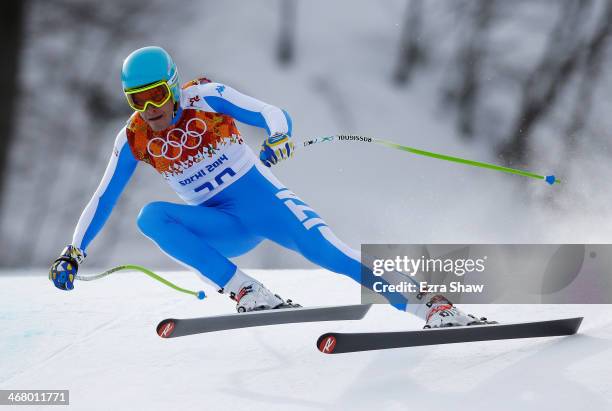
xmin=49 ymin=245 xmax=86 ymax=291
xmin=259 ymin=132 xmax=295 ymax=167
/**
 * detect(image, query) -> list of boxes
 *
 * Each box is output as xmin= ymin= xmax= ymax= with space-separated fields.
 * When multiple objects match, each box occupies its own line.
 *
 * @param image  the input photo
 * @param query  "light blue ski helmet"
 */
xmin=121 ymin=46 xmax=181 ymax=107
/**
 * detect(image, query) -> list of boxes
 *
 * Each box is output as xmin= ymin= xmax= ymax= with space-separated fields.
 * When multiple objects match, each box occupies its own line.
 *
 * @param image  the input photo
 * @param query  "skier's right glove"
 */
xmin=259 ymin=132 xmax=294 ymax=167
xmin=49 ymin=245 xmax=86 ymax=291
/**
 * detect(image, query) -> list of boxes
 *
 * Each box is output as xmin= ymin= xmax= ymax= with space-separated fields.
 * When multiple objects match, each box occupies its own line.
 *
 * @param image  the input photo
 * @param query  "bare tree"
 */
xmin=277 ymin=0 xmax=297 ymax=65
xmin=499 ymin=0 xmax=593 ymax=165
xmin=564 ymin=1 xmax=612 ymax=150
xmin=2 ymin=0 xmax=155 ymax=267
xmin=446 ymin=0 xmax=495 ymax=138
xmin=0 ymin=1 xmax=26 ymax=208
xmin=393 ymin=0 xmax=426 ymax=85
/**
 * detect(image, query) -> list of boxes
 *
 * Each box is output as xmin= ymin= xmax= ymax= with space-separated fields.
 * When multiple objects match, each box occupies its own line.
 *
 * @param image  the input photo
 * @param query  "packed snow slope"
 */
xmin=1 ymin=269 xmax=611 ymax=411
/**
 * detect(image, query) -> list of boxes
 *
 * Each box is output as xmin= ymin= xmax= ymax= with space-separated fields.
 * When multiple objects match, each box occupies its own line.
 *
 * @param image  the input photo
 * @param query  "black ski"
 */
xmin=157 ymin=304 xmax=372 ymax=338
xmin=316 ymin=317 xmax=583 ymax=354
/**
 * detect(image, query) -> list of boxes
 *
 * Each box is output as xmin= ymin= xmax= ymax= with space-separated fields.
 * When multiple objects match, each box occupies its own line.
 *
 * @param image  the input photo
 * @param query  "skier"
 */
xmin=49 ymin=46 xmax=486 ymax=328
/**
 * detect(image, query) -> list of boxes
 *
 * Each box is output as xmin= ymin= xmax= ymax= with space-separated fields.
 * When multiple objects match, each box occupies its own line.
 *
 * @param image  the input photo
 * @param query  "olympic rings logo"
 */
xmin=147 ymin=117 xmax=207 ymax=160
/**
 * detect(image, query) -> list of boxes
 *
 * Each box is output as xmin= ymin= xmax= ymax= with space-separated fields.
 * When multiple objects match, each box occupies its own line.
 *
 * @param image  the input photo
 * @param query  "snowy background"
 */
xmin=1 ymin=2 xmax=612 ymax=410
xmin=2 ymin=0 xmax=612 ymax=271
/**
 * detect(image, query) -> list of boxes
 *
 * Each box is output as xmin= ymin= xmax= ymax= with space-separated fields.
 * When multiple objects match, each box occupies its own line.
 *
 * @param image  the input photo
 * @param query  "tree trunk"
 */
xmin=498 ymin=0 xmax=591 ymax=166
xmin=278 ymin=0 xmax=297 ymax=65
xmin=393 ymin=0 xmax=425 ymax=85
xmin=454 ymin=0 xmax=494 ymax=138
xmin=564 ymin=1 xmax=612 ymax=149
xmin=0 ymin=1 xmax=25 ymax=209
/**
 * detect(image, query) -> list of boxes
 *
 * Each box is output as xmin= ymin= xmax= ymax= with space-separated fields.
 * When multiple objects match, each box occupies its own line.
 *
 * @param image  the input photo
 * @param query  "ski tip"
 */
xmin=545 ymin=175 xmax=556 ymax=185
xmin=196 ymin=290 xmax=206 ymax=300
xmin=317 ymin=333 xmax=338 ymax=354
xmin=568 ymin=316 xmax=584 ymax=333
xmin=156 ymin=319 xmax=176 ymax=338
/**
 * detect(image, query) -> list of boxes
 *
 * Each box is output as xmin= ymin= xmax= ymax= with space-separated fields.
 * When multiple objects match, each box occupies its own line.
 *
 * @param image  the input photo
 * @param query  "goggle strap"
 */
xmin=124 ymin=80 xmax=168 ymax=95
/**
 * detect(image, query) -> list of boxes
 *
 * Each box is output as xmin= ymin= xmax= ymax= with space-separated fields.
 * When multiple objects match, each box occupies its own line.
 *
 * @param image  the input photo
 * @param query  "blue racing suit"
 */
xmin=71 ymin=77 xmax=409 ymax=310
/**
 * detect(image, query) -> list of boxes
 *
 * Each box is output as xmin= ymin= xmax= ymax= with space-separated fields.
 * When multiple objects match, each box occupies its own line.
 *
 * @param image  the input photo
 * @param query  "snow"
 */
xmin=1 ymin=269 xmax=611 ymax=410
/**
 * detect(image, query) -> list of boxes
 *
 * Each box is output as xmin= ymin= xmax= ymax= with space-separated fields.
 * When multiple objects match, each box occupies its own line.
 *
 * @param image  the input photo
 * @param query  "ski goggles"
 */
xmin=124 ymin=80 xmax=172 ymax=112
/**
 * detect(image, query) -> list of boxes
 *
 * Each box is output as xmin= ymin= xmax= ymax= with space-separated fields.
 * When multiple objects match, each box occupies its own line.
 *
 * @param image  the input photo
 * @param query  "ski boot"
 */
xmin=424 ymin=295 xmax=496 ymax=329
xmin=230 ymin=281 xmax=300 ymax=313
